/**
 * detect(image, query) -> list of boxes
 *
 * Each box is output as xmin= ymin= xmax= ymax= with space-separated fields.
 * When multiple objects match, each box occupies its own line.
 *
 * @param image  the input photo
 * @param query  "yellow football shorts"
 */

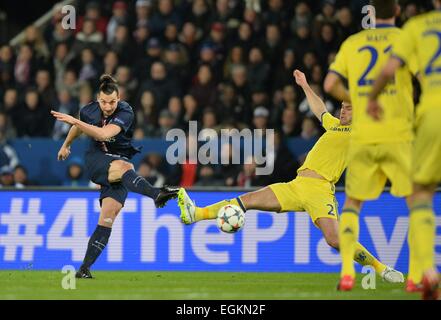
xmin=345 ymin=142 xmax=412 ymax=200
xmin=413 ymin=107 xmax=441 ymax=185
xmin=269 ymin=176 xmax=338 ymax=226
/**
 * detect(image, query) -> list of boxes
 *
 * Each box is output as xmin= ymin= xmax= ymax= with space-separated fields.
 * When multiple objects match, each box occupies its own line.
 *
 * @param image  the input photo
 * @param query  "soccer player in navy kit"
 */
xmin=52 ymin=75 xmax=179 ymax=278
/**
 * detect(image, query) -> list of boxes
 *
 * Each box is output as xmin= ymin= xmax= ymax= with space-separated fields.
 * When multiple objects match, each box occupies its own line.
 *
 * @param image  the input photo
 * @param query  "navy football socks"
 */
xmin=121 ymin=169 xmax=160 ymax=199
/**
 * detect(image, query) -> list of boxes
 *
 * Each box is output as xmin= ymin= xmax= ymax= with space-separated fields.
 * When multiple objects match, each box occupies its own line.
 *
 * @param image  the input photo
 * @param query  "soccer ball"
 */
xmin=216 ymin=204 xmax=245 ymax=233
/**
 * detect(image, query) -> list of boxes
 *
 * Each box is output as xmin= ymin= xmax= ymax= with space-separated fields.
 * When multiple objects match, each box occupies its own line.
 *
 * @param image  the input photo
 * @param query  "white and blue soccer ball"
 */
xmin=216 ymin=204 xmax=245 ymax=233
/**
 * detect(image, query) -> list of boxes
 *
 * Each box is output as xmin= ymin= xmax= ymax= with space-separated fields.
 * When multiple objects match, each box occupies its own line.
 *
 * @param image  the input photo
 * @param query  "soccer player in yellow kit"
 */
xmin=177 ymin=70 xmax=404 ymax=283
xmin=368 ymin=0 xmax=441 ymax=300
xmin=323 ymin=0 xmax=417 ymax=291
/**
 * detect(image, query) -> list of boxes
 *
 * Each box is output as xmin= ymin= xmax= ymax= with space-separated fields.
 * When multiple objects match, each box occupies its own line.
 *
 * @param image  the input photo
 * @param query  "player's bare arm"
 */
xmin=57 ymin=125 xmax=82 ymax=161
xmin=293 ymin=69 xmax=328 ymax=120
xmin=367 ymin=56 xmax=402 ymax=120
xmin=51 ymin=110 xmax=121 ymax=141
xmin=323 ymin=72 xmax=351 ymax=103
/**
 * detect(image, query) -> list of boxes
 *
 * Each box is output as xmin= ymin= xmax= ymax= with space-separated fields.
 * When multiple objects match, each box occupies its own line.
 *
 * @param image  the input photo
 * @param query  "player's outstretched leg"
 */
xmin=317 ymin=218 xmax=404 ymax=289
xmin=110 ymin=160 xmax=179 ymax=208
xmin=178 ymin=186 xmax=281 ymax=224
xmin=76 ymin=198 xmax=121 ymax=279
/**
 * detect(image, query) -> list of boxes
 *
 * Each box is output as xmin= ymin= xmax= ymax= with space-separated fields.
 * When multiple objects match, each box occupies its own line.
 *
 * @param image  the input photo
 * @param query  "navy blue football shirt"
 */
xmin=79 ymin=100 xmax=141 ymax=159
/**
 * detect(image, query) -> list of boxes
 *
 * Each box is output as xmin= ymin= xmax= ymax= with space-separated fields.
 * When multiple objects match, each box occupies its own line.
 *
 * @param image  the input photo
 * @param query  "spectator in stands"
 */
xmin=0 ymin=112 xmax=16 ymax=141
xmin=149 ymin=0 xmax=181 ymax=36
xmin=115 ymin=65 xmax=138 ymax=102
xmin=135 ymin=0 xmax=153 ymax=29
xmin=336 ymin=6 xmax=357 ymax=41
xmin=234 ymin=22 xmax=254 ymax=56
xmin=300 ymin=116 xmax=319 ymax=141
xmin=178 ymin=22 xmax=202 ymax=68
xmin=78 ymin=84 xmax=93 ymax=110
xmin=230 ymin=64 xmax=251 ymax=120
xmin=195 ymin=165 xmax=223 ymax=187
xmin=53 ymin=42 xmax=74 ymax=92
xmin=216 ymin=82 xmax=248 ymax=126
xmin=14 ymin=44 xmax=36 ymax=87
xmin=223 ymin=45 xmax=244 ymax=80
xmin=167 ymin=96 xmax=183 ymax=124
xmin=135 ymin=37 xmax=163 ymax=82
xmin=280 ymin=107 xmax=301 ymax=138
xmin=157 ymin=109 xmax=176 ymax=138
xmin=35 ymin=69 xmax=57 ymax=109
xmin=14 ymin=164 xmax=32 ymax=187
xmin=106 ymin=1 xmax=129 ymax=44
xmin=236 ymin=156 xmax=269 ymax=187
xmin=315 ymin=22 xmax=340 ymax=67
xmin=76 ymin=1 xmax=108 ymax=36
xmin=103 ymin=50 xmax=119 ymax=77
xmin=261 ymin=24 xmax=283 ymax=67
xmin=78 ymin=48 xmax=100 ymax=85
xmin=247 ymin=47 xmax=271 ymax=93
xmin=0 ymin=166 xmax=19 ymax=188
xmin=163 ymin=43 xmax=188 ymax=89
xmin=109 ymin=24 xmax=134 ymax=65
xmin=139 ymin=61 xmax=180 ymax=111
xmin=137 ymin=90 xmax=158 ymax=137
xmin=272 ymin=84 xmax=298 ymax=128
xmin=199 ymin=107 xmax=219 ymax=141
xmin=52 ymin=89 xmax=78 ymax=139
xmin=0 ymin=127 xmax=19 ymax=169
xmin=164 ymin=23 xmax=179 ymax=47
xmin=272 ymin=48 xmax=298 ymax=95
xmin=182 ymin=94 xmax=200 ymax=125
xmin=252 ymin=107 xmax=270 ymax=133
xmin=0 ymin=45 xmax=15 ymax=79
xmin=189 ymin=0 xmax=212 ymax=31
xmin=219 ymin=143 xmax=241 ymax=187
xmin=189 ymin=64 xmax=217 ymax=109
xmin=15 ymin=88 xmax=51 ymax=137
xmin=60 ymin=69 xmax=81 ymax=98
xmin=1 ymin=89 xmax=19 ymax=129
xmin=137 ymin=156 xmax=166 ymax=188
xmin=269 ymin=130 xmax=299 ymax=183
xmin=63 ymin=157 xmax=89 ymax=187
xmin=73 ymin=18 xmax=105 ymax=56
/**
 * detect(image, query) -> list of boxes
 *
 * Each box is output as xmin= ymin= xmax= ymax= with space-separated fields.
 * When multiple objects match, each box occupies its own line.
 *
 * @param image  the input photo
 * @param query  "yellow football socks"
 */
xmin=339 ymin=208 xmax=359 ymax=278
xmin=410 ymin=203 xmax=436 ymax=276
xmin=407 ymin=215 xmax=423 ymax=284
xmin=354 ymin=242 xmax=386 ymax=274
xmin=194 ymin=198 xmax=245 ymax=222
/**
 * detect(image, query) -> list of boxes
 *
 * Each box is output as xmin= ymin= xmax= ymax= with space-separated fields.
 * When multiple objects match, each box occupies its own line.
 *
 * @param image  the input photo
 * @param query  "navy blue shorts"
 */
xmin=85 ymin=151 xmax=128 ymax=207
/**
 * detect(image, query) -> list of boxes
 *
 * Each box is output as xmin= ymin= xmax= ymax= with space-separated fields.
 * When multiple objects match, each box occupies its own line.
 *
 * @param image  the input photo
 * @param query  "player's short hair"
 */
xmin=99 ymin=74 xmax=119 ymax=95
xmin=370 ymin=0 xmax=398 ymax=19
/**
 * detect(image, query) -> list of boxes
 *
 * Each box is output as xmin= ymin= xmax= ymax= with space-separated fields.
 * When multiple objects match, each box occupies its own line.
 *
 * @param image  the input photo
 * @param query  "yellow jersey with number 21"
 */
xmin=329 ymin=24 xmax=417 ymax=144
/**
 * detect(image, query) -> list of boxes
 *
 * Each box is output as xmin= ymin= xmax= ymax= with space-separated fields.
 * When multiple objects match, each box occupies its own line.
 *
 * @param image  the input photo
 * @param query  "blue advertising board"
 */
xmin=0 ymin=190 xmax=440 ymax=272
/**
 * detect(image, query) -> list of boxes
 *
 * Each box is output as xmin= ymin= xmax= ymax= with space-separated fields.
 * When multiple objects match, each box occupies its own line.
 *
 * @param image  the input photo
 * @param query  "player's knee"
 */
xmin=325 ymin=235 xmax=339 ymax=250
xmin=113 ymin=160 xmax=134 ymax=173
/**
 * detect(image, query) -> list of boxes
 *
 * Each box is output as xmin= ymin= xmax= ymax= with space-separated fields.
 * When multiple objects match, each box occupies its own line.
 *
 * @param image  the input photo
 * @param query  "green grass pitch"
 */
xmin=0 ymin=271 xmax=419 ymax=300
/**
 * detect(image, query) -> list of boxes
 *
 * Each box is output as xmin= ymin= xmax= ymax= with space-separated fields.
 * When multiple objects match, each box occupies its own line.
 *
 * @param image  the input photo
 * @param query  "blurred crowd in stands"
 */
xmin=0 ymin=0 xmax=428 ymax=187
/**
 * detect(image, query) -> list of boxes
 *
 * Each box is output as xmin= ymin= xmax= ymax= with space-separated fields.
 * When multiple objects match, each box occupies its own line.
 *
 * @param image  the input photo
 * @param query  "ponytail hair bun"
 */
xmin=99 ymin=74 xmax=119 ymax=95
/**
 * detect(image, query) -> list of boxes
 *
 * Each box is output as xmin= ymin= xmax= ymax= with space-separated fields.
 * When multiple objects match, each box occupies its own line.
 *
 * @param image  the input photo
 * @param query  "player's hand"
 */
xmin=57 ymin=146 xmax=71 ymax=161
xmin=367 ymin=99 xmax=384 ymax=121
xmin=51 ymin=110 xmax=77 ymax=125
xmin=293 ymin=69 xmax=308 ymax=88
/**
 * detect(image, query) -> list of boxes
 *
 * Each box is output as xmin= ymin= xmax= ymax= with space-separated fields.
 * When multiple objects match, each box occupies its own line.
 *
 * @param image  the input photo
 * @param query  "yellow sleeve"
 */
xmin=329 ymin=39 xmax=350 ymax=80
xmin=321 ymin=112 xmax=340 ymax=131
xmin=392 ymin=20 xmax=417 ymax=68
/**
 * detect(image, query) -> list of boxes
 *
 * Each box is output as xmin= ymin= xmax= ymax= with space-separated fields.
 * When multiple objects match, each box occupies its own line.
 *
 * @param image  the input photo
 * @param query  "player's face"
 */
xmin=98 ymin=91 xmax=119 ymax=116
xmin=339 ymin=102 xmax=352 ymax=125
